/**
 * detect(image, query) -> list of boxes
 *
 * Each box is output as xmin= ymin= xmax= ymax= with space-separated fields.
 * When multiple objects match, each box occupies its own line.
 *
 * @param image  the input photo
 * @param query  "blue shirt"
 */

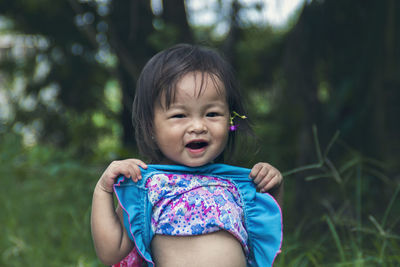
xmin=113 ymin=163 xmax=283 ymax=267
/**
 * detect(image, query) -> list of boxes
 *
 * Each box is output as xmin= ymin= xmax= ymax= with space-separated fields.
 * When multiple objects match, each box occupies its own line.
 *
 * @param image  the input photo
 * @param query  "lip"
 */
xmin=185 ymin=139 xmax=209 ymax=155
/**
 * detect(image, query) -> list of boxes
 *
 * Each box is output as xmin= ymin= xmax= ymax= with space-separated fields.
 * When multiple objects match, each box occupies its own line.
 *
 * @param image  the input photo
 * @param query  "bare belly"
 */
xmin=151 ymin=230 xmax=246 ymax=267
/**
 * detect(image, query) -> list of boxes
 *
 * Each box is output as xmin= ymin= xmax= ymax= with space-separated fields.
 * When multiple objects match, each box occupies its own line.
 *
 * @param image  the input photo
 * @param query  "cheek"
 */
xmin=154 ymin=126 xmax=181 ymax=149
xmin=216 ymin=128 xmax=230 ymax=156
xmin=217 ymin=124 xmax=230 ymax=143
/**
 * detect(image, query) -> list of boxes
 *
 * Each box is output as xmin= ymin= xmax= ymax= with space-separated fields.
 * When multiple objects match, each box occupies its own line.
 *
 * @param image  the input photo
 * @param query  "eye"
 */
xmin=170 ymin=114 xmax=185 ymax=119
xmin=206 ymin=112 xmax=220 ymax=117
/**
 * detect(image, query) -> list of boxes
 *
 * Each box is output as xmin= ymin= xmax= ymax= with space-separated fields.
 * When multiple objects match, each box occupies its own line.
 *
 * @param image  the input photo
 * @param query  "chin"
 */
xmin=181 ymin=162 xmax=204 ymax=167
xmin=180 ymin=159 xmax=211 ymax=167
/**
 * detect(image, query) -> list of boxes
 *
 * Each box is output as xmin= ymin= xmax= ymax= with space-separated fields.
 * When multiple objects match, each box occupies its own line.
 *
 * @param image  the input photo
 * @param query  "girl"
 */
xmin=91 ymin=44 xmax=283 ymax=267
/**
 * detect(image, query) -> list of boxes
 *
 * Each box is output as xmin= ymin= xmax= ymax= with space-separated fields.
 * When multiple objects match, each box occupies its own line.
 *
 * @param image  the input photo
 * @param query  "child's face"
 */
xmin=153 ymin=71 xmax=230 ymax=167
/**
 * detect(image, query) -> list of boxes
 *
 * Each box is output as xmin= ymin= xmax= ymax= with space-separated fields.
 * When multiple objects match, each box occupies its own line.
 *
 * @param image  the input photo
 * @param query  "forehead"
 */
xmin=158 ymin=71 xmax=227 ymax=107
xmin=178 ymin=71 xmax=224 ymax=95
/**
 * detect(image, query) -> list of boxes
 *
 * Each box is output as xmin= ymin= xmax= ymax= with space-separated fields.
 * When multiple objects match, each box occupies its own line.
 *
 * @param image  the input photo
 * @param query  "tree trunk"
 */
xmin=109 ymin=0 xmax=155 ymax=149
xmin=162 ymin=0 xmax=193 ymax=43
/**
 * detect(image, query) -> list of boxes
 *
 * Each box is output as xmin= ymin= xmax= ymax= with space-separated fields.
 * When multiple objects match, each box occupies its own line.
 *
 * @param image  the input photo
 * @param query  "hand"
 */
xmin=97 ymin=159 xmax=148 ymax=193
xmin=250 ymin=162 xmax=283 ymax=193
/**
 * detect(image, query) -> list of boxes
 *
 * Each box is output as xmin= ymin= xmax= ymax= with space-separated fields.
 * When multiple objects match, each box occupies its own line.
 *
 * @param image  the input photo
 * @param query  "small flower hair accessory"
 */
xmin=229 ymin=111 xmax=247 ymax=131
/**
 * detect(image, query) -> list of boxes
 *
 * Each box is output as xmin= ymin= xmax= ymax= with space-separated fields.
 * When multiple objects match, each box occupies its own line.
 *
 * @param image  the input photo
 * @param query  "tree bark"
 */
xmin=109 ymin=0 xmax=155 ymax=149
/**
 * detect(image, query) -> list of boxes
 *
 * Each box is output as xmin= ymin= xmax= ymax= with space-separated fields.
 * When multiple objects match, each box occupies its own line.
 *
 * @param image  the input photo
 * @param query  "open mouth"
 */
xmin=185 ymin=141 xmax=208 ymax=150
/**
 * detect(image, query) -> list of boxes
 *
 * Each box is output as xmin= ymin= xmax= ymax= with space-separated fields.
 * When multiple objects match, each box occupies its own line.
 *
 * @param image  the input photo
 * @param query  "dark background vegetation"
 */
xmin=0 ymin=0 xmax=399 ymax=266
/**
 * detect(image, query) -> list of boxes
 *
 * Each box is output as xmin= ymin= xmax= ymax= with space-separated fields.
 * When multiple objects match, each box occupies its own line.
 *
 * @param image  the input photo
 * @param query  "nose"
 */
xmin=188 ymin=118 xmax=207 ymax=134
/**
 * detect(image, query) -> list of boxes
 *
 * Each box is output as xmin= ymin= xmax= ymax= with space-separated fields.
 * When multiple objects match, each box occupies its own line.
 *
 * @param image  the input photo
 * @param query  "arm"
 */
xmin=91 ymin=159 xmax=147 ymax=265
xmin=249 ymin=162 xmax=284 ymax=206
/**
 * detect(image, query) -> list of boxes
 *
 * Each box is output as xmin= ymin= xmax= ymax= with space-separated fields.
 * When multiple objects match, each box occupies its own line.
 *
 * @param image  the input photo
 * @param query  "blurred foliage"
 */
xmin=274 ymin=127 xmax=400 ymax=265
xmin=0 ymin=133 xmax=99 ymax=266
xmin=0 ymin=0 xmax=399 ymax=265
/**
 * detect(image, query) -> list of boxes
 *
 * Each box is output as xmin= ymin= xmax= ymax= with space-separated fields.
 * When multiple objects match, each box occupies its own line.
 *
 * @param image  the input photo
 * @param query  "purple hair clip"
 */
xmin=229 ymin=111 xmax=247 ymax=131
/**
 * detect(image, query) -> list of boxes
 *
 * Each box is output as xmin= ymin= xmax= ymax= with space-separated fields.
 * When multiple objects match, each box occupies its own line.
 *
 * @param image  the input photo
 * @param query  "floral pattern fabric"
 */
xmin=145 ymin=173 xmax=249 ymax=255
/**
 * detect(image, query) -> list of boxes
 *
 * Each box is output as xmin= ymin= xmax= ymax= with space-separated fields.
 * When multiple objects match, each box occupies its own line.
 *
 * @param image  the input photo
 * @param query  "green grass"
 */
xmin=275 ymin=127 xmax=400 ymax=266
xmin=0 ymin=133 xmax=100 ymax=266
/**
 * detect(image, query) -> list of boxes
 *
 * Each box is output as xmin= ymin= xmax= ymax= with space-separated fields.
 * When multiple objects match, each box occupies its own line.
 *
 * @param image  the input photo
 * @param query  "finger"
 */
xmin=261 ymin=178 xmax=279 ymax=193
xmin=103 ymin=160 xmax=138 ymax=183
xmin=128 ymin=159 xmax=148 ymax=169
xmin=275 ymin=173 xmax=283 ymax=185
xmin=261 ymin=174 xmax=283 ymax=192
xmin=257 ymin=174 xmax=273 ymax=190
xmin=254 ymin=167 xmax=269 ymax=185
xmin=131 ymin=164 xmax=143 ymax=181
xmin=257 ymin=171 xmax=277 ymax=191
xmin=110 ymin=161 xmax=134 ymax=180
xmin=264 ymin=171 xmax=282 ymax=188
xmin=107 ymin=161 xmax=126 ymax=179
xmin=126 ymin=162 xmax=145 ymax=182
xmin=119 ymin=167 xmax=135 ymax=181
xmin=265 ymin=169 xmax=277 ymax=182
xmin=249 ymin=163 xmax=263 ymax=179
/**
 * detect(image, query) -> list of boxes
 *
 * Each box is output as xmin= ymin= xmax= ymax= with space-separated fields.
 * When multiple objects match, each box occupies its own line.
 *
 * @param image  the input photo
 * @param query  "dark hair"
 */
xmin=132 ymin=43 xmax=252 ymax=163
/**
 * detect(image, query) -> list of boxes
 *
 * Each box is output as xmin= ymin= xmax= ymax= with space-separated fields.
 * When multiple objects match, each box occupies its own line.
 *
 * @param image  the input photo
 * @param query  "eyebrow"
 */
xmin=167 ymin=101 xmax=227 ymax=110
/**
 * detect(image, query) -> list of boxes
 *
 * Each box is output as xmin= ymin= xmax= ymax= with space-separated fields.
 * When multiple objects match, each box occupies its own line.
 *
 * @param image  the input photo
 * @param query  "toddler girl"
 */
xmin=91 ymin=44 xmax=283 ymax=267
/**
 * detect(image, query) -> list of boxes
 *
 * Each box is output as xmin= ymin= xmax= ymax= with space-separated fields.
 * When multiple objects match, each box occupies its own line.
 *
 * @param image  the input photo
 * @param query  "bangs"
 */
xmin=159 ymin=71 xmax=226 ymax=109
